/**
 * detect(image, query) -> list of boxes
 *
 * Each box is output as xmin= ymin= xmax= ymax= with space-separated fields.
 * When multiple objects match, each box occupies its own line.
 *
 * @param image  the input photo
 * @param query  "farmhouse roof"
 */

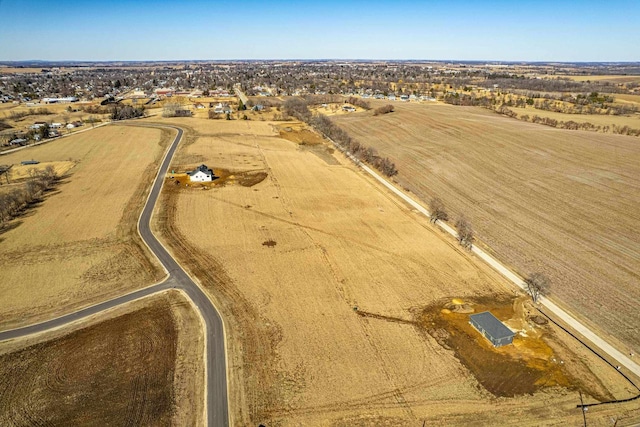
xmin=188 ymin=164 xmax=213 ymax=176
xmin=469 ymin=311 xmax=515 ymax=340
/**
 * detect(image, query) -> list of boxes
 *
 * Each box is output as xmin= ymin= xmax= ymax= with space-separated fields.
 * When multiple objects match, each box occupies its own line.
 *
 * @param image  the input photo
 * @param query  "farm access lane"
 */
xmin=0 ymin=124 xmax=230 ymax=427
xmin=337 ymin=145 xmax=640 ymax=380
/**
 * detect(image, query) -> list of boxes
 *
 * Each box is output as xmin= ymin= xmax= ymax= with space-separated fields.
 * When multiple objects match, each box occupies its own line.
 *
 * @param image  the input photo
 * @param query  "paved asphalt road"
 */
xmin=0 ymin=125 xmax=230 ymax=427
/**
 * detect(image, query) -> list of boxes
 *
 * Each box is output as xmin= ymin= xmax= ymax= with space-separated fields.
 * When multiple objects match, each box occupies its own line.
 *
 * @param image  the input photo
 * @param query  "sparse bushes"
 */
xmin=455 ymin=215 xmax=475 ymax=249
xmin=162 ymin=102 xmax=181 ymax=118
xmin=111 ymin=105 xmax=145 ymax=120
xmin=346 ymin=96 xmax=370 ymax=110
xmin=208 ymin=110 xmax=222 ymax=120
xmin=373 ymin=104 xmax=394 ymax=116
xmin=5 ymin=108 xmax=52 ymax=120
xmin=0 ymin=166 xmax=59 ymax=227
xmin=429 ymin=198 xmax=449 ymax=223
xmin=524 ymin=272 xmax=551 ymax=303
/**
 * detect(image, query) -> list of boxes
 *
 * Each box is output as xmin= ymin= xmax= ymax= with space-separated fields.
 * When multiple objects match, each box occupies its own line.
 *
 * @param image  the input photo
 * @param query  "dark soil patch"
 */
xmin=418 ymin=296 xmax=605 ymax=399
xmin=0 ymin=299 xmax=177 ymax=426
xmin=239 ymin=171 xmax=268 ymax=187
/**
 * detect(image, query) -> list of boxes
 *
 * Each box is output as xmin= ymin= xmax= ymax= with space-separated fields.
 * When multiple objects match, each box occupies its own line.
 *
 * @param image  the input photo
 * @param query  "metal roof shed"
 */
xmin=469 ymin=311 xmax=515 ymax=347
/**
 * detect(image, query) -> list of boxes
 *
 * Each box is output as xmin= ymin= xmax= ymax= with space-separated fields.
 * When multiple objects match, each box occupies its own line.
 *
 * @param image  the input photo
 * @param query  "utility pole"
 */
xmin=579 ymin=391 xmax=587 ymax=427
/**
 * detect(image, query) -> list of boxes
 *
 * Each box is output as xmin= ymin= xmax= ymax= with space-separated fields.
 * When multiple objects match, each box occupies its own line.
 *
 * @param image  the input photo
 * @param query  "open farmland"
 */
xmin=332 ymin=101 xmax=640 ymax=356
xmin=153 ymin=117 xmax=639 ymax=425
xmin=0 ymin=291 xmax=204 ymax=426
xmin=0 ymin=124 xmax=167 ymax=329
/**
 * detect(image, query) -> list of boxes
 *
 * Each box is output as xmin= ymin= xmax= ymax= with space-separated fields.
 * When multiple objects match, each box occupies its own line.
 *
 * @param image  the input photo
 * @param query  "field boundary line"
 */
xmin=327 ymin=136 xmax=640 ymax=380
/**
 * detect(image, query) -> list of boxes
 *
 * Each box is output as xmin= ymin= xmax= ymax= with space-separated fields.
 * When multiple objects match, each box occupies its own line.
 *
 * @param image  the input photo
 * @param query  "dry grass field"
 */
xmin=153 ymin=117 xmax=639 ymax=426
xmin=0 ymin=124 xmax=167 ymax=329
xmin=509 ymin=105 xmax=640 ymax=129
xmin=332 ymin=101 xmax=640 ymax=356
xmin=555 ymin=74 xmax=640 ymax=84
xmin=0 ymin=291 xmax=204 ymax=426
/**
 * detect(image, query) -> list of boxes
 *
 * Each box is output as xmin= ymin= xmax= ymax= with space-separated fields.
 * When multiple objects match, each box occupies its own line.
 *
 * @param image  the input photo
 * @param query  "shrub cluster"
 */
xmin=345 ymin=96 xmax=371 ymax=110
xmin=373 ymin=104 xmax=394 ymax=116
xmin=6 ymin=108 xmax=52 ymax=120
xmin=0 ymin=166 xmax=59 ymax=226
xmin=111 ymin=105 xmax=145 ymax=121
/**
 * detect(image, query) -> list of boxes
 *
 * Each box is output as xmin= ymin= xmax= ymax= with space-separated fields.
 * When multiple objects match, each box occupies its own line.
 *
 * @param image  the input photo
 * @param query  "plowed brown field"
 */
xmin=332 ymin=102 xmax=640 ymax=356
xmin=154 ymin=117 xmax=640 ymax=426
xmin=0 ymin=124 xmax=167 ymax=329
xmin=0 ymin=291 xmax=203 ymax=426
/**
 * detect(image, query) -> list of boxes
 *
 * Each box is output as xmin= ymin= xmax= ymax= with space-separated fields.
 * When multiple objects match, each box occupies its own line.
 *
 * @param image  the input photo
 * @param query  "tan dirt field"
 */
xmin=0 ymin=291 xmax=204 ymax=426
xmin=152 ymin=117 xmax=640 ymax=425
xmin=332 ymin=101 xmax=640 ymax=356
xmin=0 ymin=124 xmax=167 ymax=330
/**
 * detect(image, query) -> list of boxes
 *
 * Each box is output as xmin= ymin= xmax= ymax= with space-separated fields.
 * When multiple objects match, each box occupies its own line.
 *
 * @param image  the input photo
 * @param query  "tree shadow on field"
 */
xmin=0 ymin=220 xmax=23 ymax=242
xmin=0 ymin=174 xmax=70 ymax=239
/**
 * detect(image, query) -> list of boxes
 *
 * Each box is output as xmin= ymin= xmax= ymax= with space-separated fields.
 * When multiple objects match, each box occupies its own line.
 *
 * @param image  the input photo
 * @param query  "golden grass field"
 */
xmin=510 ymin=105 xmax=640 ymax=129
xmin=333 ymin=101 xmax=640 ymax=356
xmin=0 ymin=291 xmax=203 ymax=426
xmin=151 ymin=116 xmax=640 ymax=426
xmin=0 ymin=124 xmax=167 ymax=329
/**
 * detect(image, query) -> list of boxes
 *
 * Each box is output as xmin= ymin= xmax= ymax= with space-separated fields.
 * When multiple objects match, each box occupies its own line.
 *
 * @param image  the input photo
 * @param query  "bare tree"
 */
xmin=455 ymin=215 xmax=474 ymax=249
xmin=162 ymin=102 xmax=180 ymax=118
xmin=429 ymin=198 xmax=448 ymax=223
xmin=525 ymin=272 xmax=550 ymax=303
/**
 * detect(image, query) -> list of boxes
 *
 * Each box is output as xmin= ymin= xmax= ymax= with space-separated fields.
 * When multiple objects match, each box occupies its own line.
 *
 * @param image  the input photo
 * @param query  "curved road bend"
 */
xmin=0 ymin=125 xmax=229 ymax=427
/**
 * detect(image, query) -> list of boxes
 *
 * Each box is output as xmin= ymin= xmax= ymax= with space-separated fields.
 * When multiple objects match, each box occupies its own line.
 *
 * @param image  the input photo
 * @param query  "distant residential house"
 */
xmin=387 ymin=95 xmax=397 ymax=101
xmin=188 ymin=164 xmax=214 ymax=182
xmin=469 ymin=311 xmax=515 ymax=347
xmin=193 ymin=103 xmax=206 ymax=109
xmin=252 ymin=104 xmax=264 ymax=111
xmin=21 ymin=160 xmax=39 ymax=165
xmin=50 ymin=123 xmax=62 ymax=129
xmin=213 ymin=102 xmax=231 ymax=114
xmin=342 ymin=105 xmax=356 ymax=112
xmin=10 ymin=138 xmax=28 ymax=146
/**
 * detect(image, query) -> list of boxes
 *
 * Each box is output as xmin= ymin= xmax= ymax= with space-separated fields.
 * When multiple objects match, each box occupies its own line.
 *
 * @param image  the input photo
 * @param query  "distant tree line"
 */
xmin=283 ymin=98 xmax=398 ymax=177
xmin=0 ymin=166 xmax=59 ymax=227
xmin=4 ymin=108 xmax=52 ymax=120
xmin=443 ymin=93 xmax=640 ymax=137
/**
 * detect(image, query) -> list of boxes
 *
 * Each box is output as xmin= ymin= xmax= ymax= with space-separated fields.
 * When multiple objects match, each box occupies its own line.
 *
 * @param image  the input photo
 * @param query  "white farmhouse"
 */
xmin=188 ymin=164 xmax=214 ymax=182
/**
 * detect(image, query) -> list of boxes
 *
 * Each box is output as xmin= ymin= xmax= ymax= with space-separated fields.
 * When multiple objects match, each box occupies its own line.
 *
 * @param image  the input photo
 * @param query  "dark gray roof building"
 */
xmin=469 ymin=311 xmax=515 ymax=347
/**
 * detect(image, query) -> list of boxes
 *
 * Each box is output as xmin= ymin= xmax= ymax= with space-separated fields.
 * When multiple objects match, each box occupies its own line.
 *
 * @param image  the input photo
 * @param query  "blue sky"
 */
xmin=0 ymin=0 xmax=638 ymax=61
